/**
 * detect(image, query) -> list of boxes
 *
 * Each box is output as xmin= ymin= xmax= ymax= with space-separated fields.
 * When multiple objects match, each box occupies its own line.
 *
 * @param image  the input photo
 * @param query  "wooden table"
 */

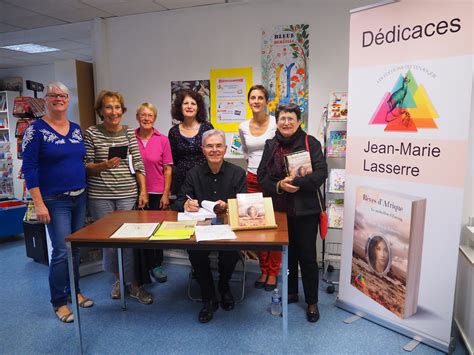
xmin=65 ymin=210 xmax=289 ymax=354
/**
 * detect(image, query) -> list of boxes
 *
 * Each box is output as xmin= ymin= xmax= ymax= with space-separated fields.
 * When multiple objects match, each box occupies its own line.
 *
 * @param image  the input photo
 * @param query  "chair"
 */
xmin=187 ymin=251 xmax=248 ymax=303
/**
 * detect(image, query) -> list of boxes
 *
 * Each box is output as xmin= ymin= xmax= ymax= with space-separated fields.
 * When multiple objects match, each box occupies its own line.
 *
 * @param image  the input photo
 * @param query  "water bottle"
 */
xmin=270 ymin=288 xmax=282 ymax=316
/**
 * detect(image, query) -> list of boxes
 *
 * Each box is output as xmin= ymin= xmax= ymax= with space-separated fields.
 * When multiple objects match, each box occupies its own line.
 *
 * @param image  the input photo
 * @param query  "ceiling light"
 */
xmin=1 ymin=43 xmax=60 ymax=53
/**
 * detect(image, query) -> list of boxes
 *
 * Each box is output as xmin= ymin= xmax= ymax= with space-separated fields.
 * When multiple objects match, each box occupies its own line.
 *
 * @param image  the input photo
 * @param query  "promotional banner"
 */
xmin=261 ymin=24 xmax=309 ymax=130
xmin=338 ymin=1 xmax=473 ymax=351
xmin=210 ymin=67 xmax=253 ymax=132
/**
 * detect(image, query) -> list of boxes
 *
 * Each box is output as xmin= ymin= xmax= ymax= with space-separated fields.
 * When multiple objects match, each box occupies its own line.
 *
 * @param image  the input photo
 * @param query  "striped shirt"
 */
xmin=84 ymin=124 xmax=145 ymax=199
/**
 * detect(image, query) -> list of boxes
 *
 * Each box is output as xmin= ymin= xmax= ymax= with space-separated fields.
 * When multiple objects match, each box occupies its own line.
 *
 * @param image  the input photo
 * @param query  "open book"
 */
xmin=110 ymin=223 xmax=160 ymax=239
xmin=228 ymin=193 xmax=277 ymax=231
xmin=177 ymin=200 xmax=217 ymax=221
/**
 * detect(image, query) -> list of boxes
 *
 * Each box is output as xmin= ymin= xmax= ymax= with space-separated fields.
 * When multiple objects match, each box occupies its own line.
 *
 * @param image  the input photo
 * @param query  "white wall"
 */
xmin=0 ymin=64 xmax=54 ymax=97
xmin=93 ymin=0 xmax=377 ymax=135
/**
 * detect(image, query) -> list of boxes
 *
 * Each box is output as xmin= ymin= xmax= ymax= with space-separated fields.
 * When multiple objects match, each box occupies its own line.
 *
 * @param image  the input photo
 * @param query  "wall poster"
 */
xmin=210 ymin=67 xmax=253 ymax=132
xmin=261 ymin=24 xmax=309 ymax=130
xmin=337 ymin=1 xmax=473 ymax=352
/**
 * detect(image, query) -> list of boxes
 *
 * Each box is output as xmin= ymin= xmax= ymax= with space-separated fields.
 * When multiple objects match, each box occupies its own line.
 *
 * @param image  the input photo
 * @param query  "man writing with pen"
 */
xmin=173 ymin=129 xmax=246 ymax=323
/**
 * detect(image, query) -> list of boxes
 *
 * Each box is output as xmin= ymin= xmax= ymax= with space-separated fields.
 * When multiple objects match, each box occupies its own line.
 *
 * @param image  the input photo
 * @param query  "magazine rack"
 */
xmin=320 ymin=92 xmax=348 ymax=293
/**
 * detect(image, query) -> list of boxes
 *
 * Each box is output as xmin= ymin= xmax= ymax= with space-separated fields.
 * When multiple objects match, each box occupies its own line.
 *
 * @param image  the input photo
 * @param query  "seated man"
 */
xmin=173 ymin=129 xmax=246 ymax=323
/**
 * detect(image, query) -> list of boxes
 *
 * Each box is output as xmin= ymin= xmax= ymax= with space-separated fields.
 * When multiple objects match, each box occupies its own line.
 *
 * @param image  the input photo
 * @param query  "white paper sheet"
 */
xmin=110 ymin=223 xmax=159 ymax=238
xmin=194 ymin=224 xmax=236 ymax=242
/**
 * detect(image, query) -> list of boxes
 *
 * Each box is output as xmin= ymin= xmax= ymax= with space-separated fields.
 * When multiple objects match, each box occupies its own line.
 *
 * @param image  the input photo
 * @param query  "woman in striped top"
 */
xmin=84 ymin=90 xmax=153 ymax=305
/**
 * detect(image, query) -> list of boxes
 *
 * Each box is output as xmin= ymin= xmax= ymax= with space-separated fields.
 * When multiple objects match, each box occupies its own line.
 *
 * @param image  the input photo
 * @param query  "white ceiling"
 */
xmin=0 ymin=0 xmax=233 ymax=69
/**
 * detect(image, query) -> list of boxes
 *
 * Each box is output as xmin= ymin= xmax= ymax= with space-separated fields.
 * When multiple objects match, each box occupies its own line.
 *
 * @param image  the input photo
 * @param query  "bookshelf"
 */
xmin=323 ymin=92 xmax=347 ymax=231
xmin=0 ymin=91 xmax=19 ymax=199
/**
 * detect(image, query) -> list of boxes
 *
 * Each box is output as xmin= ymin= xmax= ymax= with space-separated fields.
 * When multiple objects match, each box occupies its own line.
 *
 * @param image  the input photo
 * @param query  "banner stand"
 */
xmin=336 ymin=300 xmax=450 ymax=353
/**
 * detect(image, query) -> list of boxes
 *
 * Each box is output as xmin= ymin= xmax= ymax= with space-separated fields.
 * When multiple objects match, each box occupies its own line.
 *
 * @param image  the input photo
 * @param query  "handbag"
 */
xmin=305 ymin=134 xmax=328 ymax=240
xmin=317 ymin=189 xmax=328 ymax=240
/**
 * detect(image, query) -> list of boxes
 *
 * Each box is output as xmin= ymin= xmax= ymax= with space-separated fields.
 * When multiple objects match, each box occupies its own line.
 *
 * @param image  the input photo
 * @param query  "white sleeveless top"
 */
xmin=238 ymin=117 xmax=276 ymax=174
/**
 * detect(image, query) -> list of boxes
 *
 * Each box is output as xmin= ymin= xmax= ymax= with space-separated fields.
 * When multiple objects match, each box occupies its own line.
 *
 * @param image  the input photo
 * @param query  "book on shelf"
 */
xmin=284 ymin=150 xmax=312 ymax=178
xmin=326 ymin=130 xmax=346 ymax=158
xmin=0 ymin=142 xmax=12 ymax=160
xmin=327 ymin=92 xmax=348 ymax=121
xmin=351 ymin=186 xmax=426 ymax=319
xmin=109 ymin=223 xmax=160 ymax=239
xmin=149 ymin=220 xmax=197 ymax=240
xmin=228 ymin=193 xmax=277 ymax=231
xmin=327 ymin=199 xmax=344 ymax=229
xmin=0 ymin=94 xmax=6 ymax=111
xmin=328 ymin=168 xmax=345 ymax=193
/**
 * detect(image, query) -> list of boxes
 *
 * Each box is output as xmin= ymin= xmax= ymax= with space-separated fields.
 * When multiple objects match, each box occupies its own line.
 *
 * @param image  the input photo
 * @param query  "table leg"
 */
xmin=118 ymin=248 xmax=126 ymax=310
xmin=67 ymin=242 xmax=83 ymax=354
xmin=281 ymin=245 xmax=288 ymax=337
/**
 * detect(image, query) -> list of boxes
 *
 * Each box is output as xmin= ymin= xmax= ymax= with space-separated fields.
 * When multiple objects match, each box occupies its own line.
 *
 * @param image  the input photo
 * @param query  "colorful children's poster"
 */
xmin=261 ymin=24 xmax=309 ymax=130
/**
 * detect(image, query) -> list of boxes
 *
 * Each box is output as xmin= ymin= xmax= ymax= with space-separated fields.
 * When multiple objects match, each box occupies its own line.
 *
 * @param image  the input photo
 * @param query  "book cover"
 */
xmin=109 ymin=223 xmax=160 ymax=239
xmin=327 ymin=199 xmax=344 ymax=229
xmin=236 ymin=192 xmax=266 ymax=227
xmin=328 ymin=92 xmax=348 ymax=121
xmin=326 ymin=130 xmax=346 ymax=158
xmin=284 ymin=150 xmax=313 ymax=178
xmin=228 ymin=196 xmax=277 ymax=231
xmin=351 ymin=186 xmax=426 ymax=319
xmin=328 ymin=168 xmax=345 ymax=193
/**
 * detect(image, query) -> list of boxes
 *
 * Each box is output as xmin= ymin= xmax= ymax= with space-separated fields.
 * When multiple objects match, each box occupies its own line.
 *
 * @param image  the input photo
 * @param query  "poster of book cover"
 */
xmin=236 ymin=192 xmax=266 ymax=227
xmin=328 ymin=92 xmax=348 ymax=121
xmin=261 ymin=24 xmax=309 ymax=130
xmin=351 ymin=187 xmax=426 ymax=319
xmin=284 ymin=150 xmax=312 ymax=178
xmin=327 ymin=199 xmax=344 ymax=229
xmin=326 ymin=130 xmax=346 ymax=157
xmin=328 ymin=168 xmax=345 ymax=193
xmin=171 ymin=80 xmax=210 ymax=124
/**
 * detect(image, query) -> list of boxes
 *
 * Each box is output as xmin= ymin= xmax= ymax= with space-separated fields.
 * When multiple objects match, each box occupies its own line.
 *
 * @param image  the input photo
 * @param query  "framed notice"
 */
xmin=210 ymin=67 xmax=253 ymax=132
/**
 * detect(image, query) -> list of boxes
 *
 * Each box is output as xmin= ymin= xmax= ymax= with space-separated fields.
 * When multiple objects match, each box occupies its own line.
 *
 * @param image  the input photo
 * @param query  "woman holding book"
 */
xmin=22 ymin=82 xmax=93 ymax=323
xmin=168 ymin=89 xmax=213 ymax=195
xmin=84 ymin=90 xmax=153 ymax=305
xmin=258 ymin=103 xmax=327 ymax=323
xmin=238 ymin=85 xmax=279 ymax=291
xmin=135 ymin=102 xmax=173 ymax=283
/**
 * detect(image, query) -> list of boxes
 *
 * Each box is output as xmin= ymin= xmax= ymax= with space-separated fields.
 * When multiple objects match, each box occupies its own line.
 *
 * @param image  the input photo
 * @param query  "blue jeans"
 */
xmin=43 ymin=192 xmax=86 ymax=308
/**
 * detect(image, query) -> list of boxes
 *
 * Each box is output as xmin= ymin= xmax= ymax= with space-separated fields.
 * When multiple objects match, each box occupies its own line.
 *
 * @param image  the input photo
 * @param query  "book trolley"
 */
xmin=320 ymin=92 xmax=347 ymax=294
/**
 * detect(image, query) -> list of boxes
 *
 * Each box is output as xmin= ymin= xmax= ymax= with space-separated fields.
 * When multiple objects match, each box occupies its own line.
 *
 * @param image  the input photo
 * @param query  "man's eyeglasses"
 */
xmin=46 ymin=93 xmax=69 ymax=100
xmin=203 ymin=144 xmax=225 ymax=150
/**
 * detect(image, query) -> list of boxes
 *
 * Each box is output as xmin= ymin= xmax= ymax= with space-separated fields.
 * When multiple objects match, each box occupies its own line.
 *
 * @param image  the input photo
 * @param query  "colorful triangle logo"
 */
xmin=369 ymin=70 xmax=438 ymax=132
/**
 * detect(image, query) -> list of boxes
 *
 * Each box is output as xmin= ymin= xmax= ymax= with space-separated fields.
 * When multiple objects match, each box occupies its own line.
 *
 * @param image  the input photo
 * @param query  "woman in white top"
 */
xmin=238 ymin=85 xmax=280 ymax=291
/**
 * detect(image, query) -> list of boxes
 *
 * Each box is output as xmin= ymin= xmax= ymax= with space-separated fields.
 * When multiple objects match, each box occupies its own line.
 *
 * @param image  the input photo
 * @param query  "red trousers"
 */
xmin=247 ymin=172 xmax=282 ymax=276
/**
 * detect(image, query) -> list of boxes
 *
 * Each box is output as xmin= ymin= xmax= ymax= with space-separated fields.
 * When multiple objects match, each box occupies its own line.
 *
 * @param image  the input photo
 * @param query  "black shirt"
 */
xmin=173 ymin=161 xmax=247 ymax=212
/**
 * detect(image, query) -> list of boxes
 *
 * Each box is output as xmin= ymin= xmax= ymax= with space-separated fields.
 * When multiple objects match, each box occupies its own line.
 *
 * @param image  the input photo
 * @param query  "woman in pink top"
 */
xmin=135 ymin=102 xmax=173 ymax=282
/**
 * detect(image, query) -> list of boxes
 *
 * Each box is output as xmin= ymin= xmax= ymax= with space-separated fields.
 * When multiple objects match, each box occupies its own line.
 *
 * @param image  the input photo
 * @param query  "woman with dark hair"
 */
xmin=22 ymin=81 xmax=93 ymax=323
xmin=168 ymin=89 xmax=213 ymax=194
xmin=258 ymin=103 xmax=327 ymax=323
xmin=238 ymin=85 xmax=279 ymax=291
